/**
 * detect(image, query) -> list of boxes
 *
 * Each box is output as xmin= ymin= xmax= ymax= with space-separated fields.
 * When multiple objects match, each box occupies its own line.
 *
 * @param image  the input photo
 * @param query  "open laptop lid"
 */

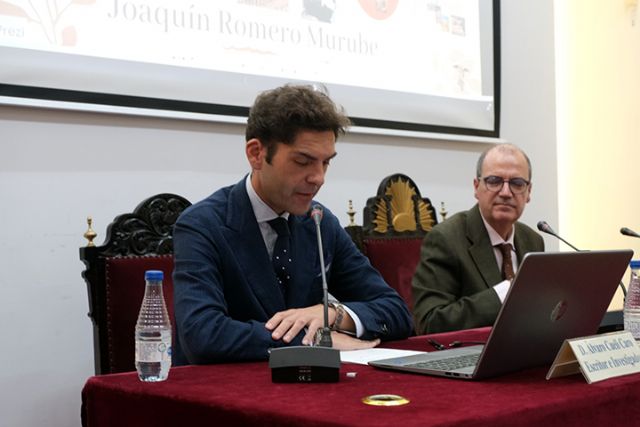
xmin=472 ymin=249 xmax=633 ymax=379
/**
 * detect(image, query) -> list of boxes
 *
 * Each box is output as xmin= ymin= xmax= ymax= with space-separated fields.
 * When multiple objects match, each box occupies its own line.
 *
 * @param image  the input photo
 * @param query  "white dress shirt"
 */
xmin=245 ymin=175 xmax=364 ymax=336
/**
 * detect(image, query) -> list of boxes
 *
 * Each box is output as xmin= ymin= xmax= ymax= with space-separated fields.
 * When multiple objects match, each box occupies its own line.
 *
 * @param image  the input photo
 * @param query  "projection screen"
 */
xmin=0 ymin=0 xmax=500 ymax=138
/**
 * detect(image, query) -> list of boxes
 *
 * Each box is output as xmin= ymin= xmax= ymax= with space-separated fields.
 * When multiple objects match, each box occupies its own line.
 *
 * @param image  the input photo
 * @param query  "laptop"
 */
xmin=369 ymin=250 xmax=633 ymax=380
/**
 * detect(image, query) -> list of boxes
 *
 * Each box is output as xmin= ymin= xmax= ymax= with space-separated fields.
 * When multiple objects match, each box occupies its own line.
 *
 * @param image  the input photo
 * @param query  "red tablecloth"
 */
xmin=82 ymin=328 xmax=640 ymax=426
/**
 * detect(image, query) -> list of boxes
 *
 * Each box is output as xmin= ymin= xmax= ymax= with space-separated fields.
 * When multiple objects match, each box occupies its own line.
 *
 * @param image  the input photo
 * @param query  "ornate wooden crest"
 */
xmin=363 ymin=174 xmax=437 ymax=236
xmin=98 ymin=194 xmax=192 ymax=256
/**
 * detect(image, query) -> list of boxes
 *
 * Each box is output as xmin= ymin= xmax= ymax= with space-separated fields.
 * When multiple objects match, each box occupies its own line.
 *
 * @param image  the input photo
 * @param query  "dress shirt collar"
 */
xmin=245 ymin=174 xmax=290 ymax=223
xmin=480 ymin=212 xmax=515 ymax=249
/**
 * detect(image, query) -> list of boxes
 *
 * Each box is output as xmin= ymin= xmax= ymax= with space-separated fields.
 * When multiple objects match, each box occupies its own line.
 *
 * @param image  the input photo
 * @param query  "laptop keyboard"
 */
xmin=405 ymin=353 xmax=480 ymax=371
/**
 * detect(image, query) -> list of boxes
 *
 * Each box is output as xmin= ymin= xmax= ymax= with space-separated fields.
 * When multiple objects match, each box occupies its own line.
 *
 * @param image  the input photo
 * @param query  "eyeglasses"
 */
xmin=481 ymin=175 xmax=530 ymax=194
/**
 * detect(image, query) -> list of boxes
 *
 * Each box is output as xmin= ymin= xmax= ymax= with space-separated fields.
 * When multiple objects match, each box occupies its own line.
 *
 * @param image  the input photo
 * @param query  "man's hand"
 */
xmin=330 ymin=331 xmax=380 ymax=350
xmin=265 ymin=304 xmax=335 ymax=345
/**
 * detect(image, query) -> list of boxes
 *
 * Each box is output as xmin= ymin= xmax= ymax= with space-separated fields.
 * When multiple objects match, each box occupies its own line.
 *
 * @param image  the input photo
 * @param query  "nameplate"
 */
xmin=547 ymin=331 xmax=640 ymax=383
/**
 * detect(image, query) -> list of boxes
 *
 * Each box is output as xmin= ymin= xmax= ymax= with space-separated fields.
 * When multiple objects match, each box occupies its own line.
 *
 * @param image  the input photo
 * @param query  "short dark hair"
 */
xmin=245 ymin=84 xmax=351 ymax=162
xmin=476 ymin=143 xmax=532 ymax=181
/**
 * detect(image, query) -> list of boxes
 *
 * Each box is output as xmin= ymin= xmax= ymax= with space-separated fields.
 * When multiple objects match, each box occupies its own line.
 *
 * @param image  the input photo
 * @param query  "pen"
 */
xmin=427 ymin=338 xmax=446 ymax=350
xmin=448 ymin=340 xmax=485 ymax=348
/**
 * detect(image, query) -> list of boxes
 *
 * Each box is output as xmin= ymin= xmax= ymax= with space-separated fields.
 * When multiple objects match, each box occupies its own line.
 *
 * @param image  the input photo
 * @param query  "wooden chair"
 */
xmin=345 ymin=174 xmax=439 ymax=312
xmin=79 ymin=193 xmax=191 ymax=375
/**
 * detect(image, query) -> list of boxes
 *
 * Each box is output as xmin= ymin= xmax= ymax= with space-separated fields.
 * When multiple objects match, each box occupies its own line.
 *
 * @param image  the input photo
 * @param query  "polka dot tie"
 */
xmin=268 ymin=217 xmax=292 ymax=293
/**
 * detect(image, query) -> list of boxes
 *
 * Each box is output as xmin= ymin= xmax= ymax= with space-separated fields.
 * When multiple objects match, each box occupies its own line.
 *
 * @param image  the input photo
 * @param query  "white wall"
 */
xmin=0 ymin=1 xmax=557 ymax=425
xmin=500 ymin=0 xmax=558 ymax=236
xmin=556 ymin=0 xmax=640 ymax=310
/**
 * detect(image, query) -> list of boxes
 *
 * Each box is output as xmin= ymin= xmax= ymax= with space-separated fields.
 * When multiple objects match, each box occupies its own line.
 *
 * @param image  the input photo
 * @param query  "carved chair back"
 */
xmin=345 ymin=174 xmax=437 ymax=312
xmin=79 ymin=194 xmax=191 ymax=375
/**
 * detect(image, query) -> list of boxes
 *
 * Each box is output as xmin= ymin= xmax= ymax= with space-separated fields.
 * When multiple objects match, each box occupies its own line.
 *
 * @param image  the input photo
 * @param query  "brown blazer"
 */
xmin=412 ymin=204 xmax=545 ymax=334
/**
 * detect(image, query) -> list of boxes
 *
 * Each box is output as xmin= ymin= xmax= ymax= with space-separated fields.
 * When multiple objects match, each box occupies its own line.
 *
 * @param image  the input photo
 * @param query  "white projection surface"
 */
xmin=0 ymin=0 xmax=499 ymax=137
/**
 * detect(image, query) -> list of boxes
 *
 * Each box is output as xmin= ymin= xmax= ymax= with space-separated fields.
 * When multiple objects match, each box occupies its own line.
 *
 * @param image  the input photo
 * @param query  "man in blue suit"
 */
xmin=172 ymin=85 xmax=413 ymax=365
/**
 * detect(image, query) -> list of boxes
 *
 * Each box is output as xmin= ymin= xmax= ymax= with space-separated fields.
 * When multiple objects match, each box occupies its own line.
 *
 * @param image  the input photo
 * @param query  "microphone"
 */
xmin=269 ymin=204 xmax=340 ymax=383
xmin=310 ymin=205 xmax=333 ymax=348
xmin=310 ymin=204 xmax=323 ymax=225
xmin=536 ymin=221 xmax=581 ymax=252
xmin=537 ymin=220 xmax=627 ymax=299
xmin=621 ymin=227 xmax=640 ymax=238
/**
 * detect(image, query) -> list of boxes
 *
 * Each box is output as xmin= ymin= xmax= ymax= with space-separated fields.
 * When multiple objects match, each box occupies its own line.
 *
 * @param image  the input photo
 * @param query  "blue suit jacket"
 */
xmin=172 ymin=178 xmax=413 ymax=365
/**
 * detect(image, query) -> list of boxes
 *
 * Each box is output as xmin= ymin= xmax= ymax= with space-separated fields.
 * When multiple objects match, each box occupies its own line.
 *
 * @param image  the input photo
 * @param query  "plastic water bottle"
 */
xmin=623 ymin=260 xmax=640 ymax=340
xmin=135 ymin=270 xmax=172 ymax=381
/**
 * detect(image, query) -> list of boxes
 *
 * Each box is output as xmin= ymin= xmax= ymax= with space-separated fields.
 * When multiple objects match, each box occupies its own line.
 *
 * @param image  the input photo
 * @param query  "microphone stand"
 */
xmin=549 ymin=233 xmax=580 ymax=252
xmin=537 ymin=221 xmax=627 ymax=298
xmin=621 ymin=227 xmax=640 ymax=239
xmin=314 ymin=213 xmax=333 ymax=348
xmin=268 ymin=206 xmax=340 ymax=383
xmin=537 ymin=221 xmax=581 ymax=251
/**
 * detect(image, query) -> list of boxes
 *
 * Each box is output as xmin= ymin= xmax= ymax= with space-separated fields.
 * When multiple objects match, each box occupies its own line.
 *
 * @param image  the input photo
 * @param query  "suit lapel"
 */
xmin=225 ymin=180 xmax=286 ymax=314
xmin=466 ymin=205 xmax=503 ymax=287
xmin=513 ymin=224 xmax=534 ymax=263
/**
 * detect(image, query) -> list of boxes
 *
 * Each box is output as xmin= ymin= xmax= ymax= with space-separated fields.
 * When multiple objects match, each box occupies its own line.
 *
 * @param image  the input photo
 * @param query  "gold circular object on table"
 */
xmin=362 ymin=394 xmax=410 ymax=406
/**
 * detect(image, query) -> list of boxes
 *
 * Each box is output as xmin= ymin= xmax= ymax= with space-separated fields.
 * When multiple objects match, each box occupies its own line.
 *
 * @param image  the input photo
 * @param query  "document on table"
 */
xmin=341 ymin=348 xmax=425 ymax=365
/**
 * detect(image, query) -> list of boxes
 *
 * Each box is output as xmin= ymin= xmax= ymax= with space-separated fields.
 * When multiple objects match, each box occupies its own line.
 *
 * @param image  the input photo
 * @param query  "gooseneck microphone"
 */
xmin=268 ymin=204 xmax=340 ymax=383
xmin=311 ymin=205 xmax=333 ymax=348
xmin=621 ymin=227 xmax=640 ymax=238
xmin=537 ymin=220 xmax=627 ymax=298
xmin=536 ymin=221 xmax=581 ymax=251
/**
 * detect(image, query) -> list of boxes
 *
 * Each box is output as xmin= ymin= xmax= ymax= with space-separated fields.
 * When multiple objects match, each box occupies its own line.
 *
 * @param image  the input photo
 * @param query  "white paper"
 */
xmin=341 ymin=348 xmax=425 ymax=365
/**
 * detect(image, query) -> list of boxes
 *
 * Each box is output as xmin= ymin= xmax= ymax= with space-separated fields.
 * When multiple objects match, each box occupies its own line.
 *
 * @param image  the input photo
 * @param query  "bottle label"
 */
xmin=135 ymin=340 xmax=172 ymax=363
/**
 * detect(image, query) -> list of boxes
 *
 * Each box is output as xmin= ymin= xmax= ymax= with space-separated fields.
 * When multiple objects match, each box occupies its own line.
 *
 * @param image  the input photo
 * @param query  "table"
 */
xmin=81 ymin=328 xmax=640 ymax=426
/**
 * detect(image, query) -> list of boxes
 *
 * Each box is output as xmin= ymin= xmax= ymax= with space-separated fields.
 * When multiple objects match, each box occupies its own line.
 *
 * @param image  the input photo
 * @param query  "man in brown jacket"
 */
xmin=412 ymin=144 xmax=544 ymax=334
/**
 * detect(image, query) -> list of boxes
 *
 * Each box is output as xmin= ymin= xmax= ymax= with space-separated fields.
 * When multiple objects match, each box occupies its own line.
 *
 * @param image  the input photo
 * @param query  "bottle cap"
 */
xmin=630 ymin=260 xmax=640 ymax=270
xmin=145 ymin=270 xmax=164 ymax=281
